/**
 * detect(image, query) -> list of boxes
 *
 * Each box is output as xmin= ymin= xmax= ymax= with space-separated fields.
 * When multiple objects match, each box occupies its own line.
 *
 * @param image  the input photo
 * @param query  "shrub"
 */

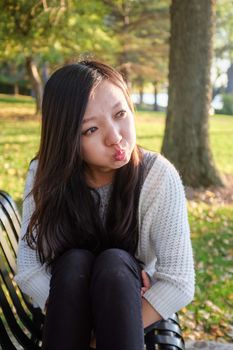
xmin=221 ymin=93 xmax=233 ymax=115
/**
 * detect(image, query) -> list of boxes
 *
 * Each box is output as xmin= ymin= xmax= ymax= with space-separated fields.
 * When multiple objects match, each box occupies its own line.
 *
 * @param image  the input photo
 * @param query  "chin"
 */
xmin=119 ymin=157 xmax=131 ymax=168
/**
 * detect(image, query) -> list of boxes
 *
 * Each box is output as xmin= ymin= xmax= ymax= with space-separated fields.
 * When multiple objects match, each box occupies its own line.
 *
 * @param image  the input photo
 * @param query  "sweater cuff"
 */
xmin=143 ymin=280 xmax=194 ymax=320
xmin=14 ymin=268 xmax=51 ymax=313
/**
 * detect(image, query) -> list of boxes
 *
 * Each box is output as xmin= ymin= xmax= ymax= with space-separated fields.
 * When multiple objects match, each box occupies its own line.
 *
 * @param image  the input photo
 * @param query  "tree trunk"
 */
xmin=161 ymin=0 xmax=223 ymax=188
xmin=138 ymin=78 xmax=144 ymax=106
xmin=14 ymin=83 xmax=19 ymax=95
xmin=139 ymin=88 xmax=143 ymax=106
xmin=42 ymin=61 xmax=50 ymax=85
xmin=153 ymin=81 xmax=158 ymax=111
xmin=118 ymin=62 xmax=132 ymax=90
xmin=118 ymin=3 xmax=132 ymax=90
xmin=10 ymin=63 xmax=19 ymax=95
xmin=26 ymin=57 xmax=43 ymax=115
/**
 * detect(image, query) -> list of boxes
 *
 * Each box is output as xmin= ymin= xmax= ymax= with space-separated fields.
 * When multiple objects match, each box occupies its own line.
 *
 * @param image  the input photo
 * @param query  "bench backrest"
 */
xmin=0 ymin=191 xmax=44 ymax=350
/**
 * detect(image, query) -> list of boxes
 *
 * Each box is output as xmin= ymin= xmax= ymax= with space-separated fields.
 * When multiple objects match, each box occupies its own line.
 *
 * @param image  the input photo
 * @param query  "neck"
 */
xmin=84 ymin=166 xmax=115 ymax=188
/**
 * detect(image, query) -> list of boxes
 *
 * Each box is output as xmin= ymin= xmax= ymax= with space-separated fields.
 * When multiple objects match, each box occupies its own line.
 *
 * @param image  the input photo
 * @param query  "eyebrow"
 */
xmin=82 ymin=102 xmax=122 ymax=124
xmin=82 ymin=116 xmax=97 ymax=125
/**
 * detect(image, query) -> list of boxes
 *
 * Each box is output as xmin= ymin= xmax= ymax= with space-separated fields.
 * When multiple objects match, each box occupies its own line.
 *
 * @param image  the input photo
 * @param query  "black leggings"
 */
xmin=42 ymin=248 xmax=145 ymax=350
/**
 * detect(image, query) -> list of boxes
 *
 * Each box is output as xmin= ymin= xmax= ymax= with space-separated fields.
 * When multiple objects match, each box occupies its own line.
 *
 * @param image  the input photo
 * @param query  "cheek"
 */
xmin=81 ymin=137 xmax=101 ymax=162
xmin=126 ymin=119 xmax=136 ymax=145
xmin=80 ymin=139 xmax=90 ymax=161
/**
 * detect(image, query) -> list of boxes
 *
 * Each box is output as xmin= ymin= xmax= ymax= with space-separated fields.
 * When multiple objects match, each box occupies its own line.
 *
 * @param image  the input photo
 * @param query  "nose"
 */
xmin=105 ymin=126 xmax=122 ymax=146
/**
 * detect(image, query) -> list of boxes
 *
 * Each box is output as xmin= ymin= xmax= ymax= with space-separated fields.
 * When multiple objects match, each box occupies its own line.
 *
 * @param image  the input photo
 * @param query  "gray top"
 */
xmin=91 ymin=150 xmax=158 ymax=222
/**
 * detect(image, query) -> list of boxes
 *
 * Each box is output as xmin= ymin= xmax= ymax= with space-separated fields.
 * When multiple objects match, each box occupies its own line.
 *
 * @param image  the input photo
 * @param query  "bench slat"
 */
xmin=0 ymin=203 xmax=19 ymax=255
xmin=0 ymin=224 xmax=17 ymax=273
xmin=0 ymin=284 xmax=41 ymax=350
xmin=0 ymin=255 xmax=43 ymax=339
xmin=0 ymin=191 xmax=21 ymax=226
xmin=0 ymin=317 xmax=20 ymax=350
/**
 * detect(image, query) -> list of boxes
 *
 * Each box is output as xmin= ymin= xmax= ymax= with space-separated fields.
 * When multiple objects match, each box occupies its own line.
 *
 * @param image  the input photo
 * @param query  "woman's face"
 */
xmin=81 ymin=80 xmax=136 ymax=185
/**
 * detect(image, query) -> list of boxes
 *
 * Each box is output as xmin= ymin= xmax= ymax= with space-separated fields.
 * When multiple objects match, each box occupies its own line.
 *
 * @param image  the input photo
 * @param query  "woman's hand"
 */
xmin=141 ymin=270 xmax=151 ymax=296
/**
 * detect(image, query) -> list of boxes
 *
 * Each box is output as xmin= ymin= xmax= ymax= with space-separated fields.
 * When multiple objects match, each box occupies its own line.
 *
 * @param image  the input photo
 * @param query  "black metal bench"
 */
xmin=0 ymin=190 xmax=185 ymax=350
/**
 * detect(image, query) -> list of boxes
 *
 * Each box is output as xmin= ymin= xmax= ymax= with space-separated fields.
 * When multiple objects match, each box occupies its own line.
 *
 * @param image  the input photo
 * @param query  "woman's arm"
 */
xmin=14 ymin=161 xmax=51 ymax=312
xmin=142 ymin=298 xmax=162 ymax=327
xmin=140 ymin=157 xmax=195 ymax=320
xmin=141 ymin=270 xmax=162 ymax=327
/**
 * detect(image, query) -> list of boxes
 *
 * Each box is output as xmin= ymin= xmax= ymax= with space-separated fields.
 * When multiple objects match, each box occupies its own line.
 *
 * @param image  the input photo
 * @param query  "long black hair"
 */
xmin=24 ymin=61 xmax=144 ymax=271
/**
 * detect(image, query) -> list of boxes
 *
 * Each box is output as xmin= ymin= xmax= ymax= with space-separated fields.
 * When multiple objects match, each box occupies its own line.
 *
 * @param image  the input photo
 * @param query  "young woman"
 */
xmin=14 ymin=61 xmax=195 ymax=350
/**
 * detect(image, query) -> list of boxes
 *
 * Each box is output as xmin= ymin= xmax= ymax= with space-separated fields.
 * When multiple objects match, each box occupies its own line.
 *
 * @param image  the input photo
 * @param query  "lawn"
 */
xmin=136 ymin=110 xmax=233 ymax=174
xmin=0 ymin=95 xmax=233 ymax=342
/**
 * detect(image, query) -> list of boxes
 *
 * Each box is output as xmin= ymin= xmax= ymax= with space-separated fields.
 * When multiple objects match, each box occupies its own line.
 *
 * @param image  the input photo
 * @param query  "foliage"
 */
xmin=98 ymin=0 xmax=170 ymax=87
xmin=0 ymin=0 xmax=117 ymax=113
xmin=0 ymin=0 xmax=171 ymax=99
xmin=215 ymin=0 xmax=233 ymax=61
xmin=0 ymin=0 xmax=113 ymax=61
xmin=221 ymin=93 xmax=233 ymax=115
xmin=0 ymin=0 xmax=64 ymax=60
xmin=213 ymin=0 xmax=233 ymax=95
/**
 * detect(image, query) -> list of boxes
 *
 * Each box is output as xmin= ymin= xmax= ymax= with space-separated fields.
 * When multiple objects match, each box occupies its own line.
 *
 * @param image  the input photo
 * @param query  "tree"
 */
xmin=0 ymin=0 xmax=114 ymax=115
xmin=215 ymin=0 xmax=233 ymax=93
xmin=0 ymin=1 xmax=68 ymax=114
xmin=102 ymin=0 xmax=170 ymax=91
xmin=0 ymin=62 xmax=29 ymax=94
xmin=161 ymin=0 xmax=223 ymax=188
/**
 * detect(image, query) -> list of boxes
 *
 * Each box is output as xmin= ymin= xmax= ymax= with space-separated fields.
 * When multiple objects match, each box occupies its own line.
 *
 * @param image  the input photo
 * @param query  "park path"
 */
xmin=186 ymin=341 xmax=233 ymax=350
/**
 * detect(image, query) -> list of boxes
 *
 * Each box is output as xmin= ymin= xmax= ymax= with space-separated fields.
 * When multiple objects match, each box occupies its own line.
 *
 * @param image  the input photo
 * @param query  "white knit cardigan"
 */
xmin=14 ymin=153 xmax=195 ymax=319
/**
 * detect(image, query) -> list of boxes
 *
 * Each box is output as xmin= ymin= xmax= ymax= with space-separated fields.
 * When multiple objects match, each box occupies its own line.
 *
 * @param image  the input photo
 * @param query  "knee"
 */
xmin=51 ymin=248 xmax=95 ymax=286
xmin=93 ymin=248 xmax=138 ymax=283
xmin=97 ymin=248 xmax=132 ymax=266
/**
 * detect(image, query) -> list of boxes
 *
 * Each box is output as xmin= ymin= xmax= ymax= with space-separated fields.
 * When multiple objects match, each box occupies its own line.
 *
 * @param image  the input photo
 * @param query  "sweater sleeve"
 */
xmin=142 ymin=160 xmax=195 ymax=320
xmin=13 ymin=161 xmax=51 ymax=313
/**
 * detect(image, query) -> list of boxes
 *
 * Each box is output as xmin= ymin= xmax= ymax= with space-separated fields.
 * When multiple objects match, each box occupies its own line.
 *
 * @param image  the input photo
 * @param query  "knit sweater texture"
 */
xmin=14 ymin=152 xmax=195 ymax=319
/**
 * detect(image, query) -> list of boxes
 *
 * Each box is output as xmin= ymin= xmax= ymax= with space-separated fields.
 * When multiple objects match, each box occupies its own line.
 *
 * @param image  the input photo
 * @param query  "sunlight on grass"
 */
xmin=0 ymin=120 xmax=40 ymax=204
xmin=0 ymin=93 xmax=35 ymax=118
xmin=209 ymin=115 xmax=233 ymax=174
xmin=135 ymin=111 xmax=233 ymax=174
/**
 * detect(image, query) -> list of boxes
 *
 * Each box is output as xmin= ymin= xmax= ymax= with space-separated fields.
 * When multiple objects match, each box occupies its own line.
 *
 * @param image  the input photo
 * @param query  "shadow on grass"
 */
xmin=0 ymin=97 xmax=35 ymax=104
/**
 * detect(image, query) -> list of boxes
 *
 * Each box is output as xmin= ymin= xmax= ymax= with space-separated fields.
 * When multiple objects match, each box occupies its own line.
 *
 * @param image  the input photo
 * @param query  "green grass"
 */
xmin=0 ymin=95 xmax=233 ymax=341
xmin=0 ymin=93 xmax=35 ymax=104
xmin=0 ymin=119 xmax=40 ymax=206
xmin=0 ymin=93 xmax=35 ymax=118
xmin=209 ymin=116 xmax=233 ymax=174
xmin=135 ymin=110 xmax=233 ymax=174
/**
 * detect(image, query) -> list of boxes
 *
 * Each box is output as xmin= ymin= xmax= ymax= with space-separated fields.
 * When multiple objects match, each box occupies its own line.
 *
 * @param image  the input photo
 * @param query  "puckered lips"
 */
xmin=113 ymin=145 xmax=126 ymax=161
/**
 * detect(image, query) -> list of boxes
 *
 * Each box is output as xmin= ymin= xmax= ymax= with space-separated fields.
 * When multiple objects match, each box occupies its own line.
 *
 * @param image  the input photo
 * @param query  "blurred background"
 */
xmin=0 ymin=0 xmax=232 ymax=344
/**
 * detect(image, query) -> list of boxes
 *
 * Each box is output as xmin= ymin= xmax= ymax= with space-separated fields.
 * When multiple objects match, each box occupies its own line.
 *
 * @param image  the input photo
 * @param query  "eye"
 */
xmin=82 ymin=127 xmax=98 ymax=136
xmin=115 ymin=110 xmax=127 ymax=118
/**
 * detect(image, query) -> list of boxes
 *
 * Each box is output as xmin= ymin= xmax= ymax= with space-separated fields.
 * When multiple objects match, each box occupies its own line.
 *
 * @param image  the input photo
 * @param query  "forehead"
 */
xmin=87 ymin=80 xmax=128 ymax=109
